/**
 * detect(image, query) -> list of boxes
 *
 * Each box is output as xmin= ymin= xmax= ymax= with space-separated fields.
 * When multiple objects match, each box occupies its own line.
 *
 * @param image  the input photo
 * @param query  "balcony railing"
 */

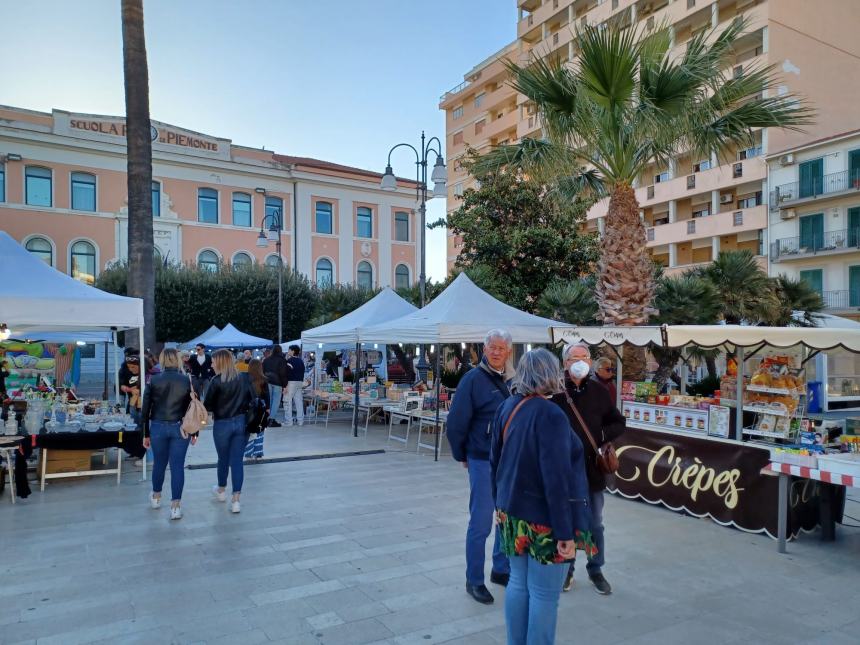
xmin=822 ymin=290 xmax=860 ymax=310
xmin=440 ymin=80 xmax=470 ymax=102
xmin=770 ymin=227 xmax=860 ymax=260
xmin=770 ymin=169 xmax=860 ymax=211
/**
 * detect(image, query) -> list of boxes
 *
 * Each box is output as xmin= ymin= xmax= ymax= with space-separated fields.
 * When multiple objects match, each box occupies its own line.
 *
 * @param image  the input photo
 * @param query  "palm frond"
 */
xmin=575 ymin=23 xmax=640 ymax=111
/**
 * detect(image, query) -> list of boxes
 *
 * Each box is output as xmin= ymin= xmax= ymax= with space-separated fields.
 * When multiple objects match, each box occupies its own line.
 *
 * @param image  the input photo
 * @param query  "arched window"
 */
xmin=25 ymin=166 xmax=52 ymax=207
xmin=70 ymin=240 xmax=96 ymax=285
xmin=356 ymin=207 xmax=372 ymax=238
xmin=357 ymin=261 xmax=373 ymax=290
xmin=198 ymin=249 xmax=219 ymax=272
xmin=232 ymin=192 xmax=251 ymax=227
xmin=198 ymin=187 xmax=218 ymax=223
xmin=232 ymin=252 xmax=252 ymax=267
xmin=316 ymin=201 xmax=333 ymax=234
xmin=265 ymin=254 xmax=282 ymax=268
xmin=316 ymin=258 xmax=333 ymax=287
xmin=395 ymin=212 xmax=409 ymax=242
xmin=71 ymin=172 xmax=96 ymax=211
xmin=25 ymin=237 xmax=53 ymax=266
xmin=395 ymin=264 xmax=410 ymax=290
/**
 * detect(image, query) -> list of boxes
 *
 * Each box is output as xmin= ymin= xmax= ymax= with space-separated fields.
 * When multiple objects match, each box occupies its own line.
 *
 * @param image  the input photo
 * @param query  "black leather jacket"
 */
xmin=204 ymin=373 xmax=256 ymax=421
xmin=262 ymin=354 xmax=289 ymax=387
xmin=139 ymin=368 xmax=194 ymax=437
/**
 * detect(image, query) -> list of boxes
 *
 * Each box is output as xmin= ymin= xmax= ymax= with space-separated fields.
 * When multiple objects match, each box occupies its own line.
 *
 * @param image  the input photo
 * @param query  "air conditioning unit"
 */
xmin=779 ymin=153 xmax=795 ymax=166
xmin=780 ymin=209 xmax=797 ymax=220
xmin=720 ymin=194 xmax=734 ymax=204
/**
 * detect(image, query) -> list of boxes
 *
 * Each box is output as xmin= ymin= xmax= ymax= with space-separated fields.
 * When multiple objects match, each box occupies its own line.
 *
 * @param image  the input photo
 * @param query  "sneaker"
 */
xmin=231 ymin=500 xmax=241 ymax=514
xmin=563 ymin=571 xmax=574 ymax=592
xmin=589 ymin=572 xmax=612 ymax=595
xmin=212 ymin=485 xmax=226 ymax=502
xmin=150 ymin=494 xmax=161 ymax=509
xmin=170 ymin=506 xmax=182 ymax=520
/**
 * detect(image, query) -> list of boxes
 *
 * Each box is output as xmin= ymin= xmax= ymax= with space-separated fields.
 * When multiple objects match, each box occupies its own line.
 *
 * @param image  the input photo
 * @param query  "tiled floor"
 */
xmin=2 ymin=419 xmax=859 ymax=644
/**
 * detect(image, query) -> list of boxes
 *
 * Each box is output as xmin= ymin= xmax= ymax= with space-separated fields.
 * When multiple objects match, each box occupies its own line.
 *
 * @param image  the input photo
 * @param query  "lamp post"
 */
xmin=256 ymin=209 xmax=284 ymax=344
xmin=380 ymin=132 xmax=447 ymax=381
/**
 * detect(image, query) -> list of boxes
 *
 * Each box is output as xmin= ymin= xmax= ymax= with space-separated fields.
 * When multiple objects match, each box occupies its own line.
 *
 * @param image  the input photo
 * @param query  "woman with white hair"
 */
xmin=491 ymin=348 xmax=592 ymax=645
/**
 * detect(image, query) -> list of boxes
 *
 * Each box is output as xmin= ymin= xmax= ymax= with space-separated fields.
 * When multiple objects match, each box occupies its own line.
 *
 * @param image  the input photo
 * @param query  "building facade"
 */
xmin=767 ymin=130 xmax=860 ymax=321
xmin=0 ymin=105 xmax=420 ymax=291
xmin=440 ymin=0 xmax=860 ymax=274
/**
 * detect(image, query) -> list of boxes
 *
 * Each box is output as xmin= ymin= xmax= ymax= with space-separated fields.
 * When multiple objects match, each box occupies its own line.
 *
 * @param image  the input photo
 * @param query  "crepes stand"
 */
xmin=551 ymin=324 xmax=860 ymax=548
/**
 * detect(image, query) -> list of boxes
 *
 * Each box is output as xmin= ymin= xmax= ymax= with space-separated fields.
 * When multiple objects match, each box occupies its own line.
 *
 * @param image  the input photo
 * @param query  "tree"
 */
xmin=694 ymin=250 xmax=778 ymax=325
xmin=121 ymin=0 xmax=155 ymax=350
xmin=536 ymin=277 xmax=599 ymax=325
xmin=395 ymin=280 xmax=446 ymax=308
xmin=435 ymin=151 xmax=598 ymax=312
xmin=767 ymin=275 xmax=824 ymax=327
xmin=309 ymin=284 xmax=378 ymax=328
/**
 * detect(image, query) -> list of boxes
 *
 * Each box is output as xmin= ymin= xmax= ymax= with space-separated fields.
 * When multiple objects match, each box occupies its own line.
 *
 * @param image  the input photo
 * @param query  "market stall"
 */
xmin=179 ymin=325 xmax=221 ymax=350
xmin=199 ymin=323 xmax=270 ymax=349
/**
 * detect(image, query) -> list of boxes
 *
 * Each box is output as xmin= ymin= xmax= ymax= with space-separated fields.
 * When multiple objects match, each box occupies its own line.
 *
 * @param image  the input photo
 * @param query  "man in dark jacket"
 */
xmin=446 ymin=329 xmax=512 ymax=605
xmin=284 ymin=345 xmax=306 ymax=426
xmin=552 ymin=343 xmax=626 ymax=596
xmin=188 ymin=344 xmax=214 ymax=382
xmin=262 ymin=345 xmax=289 ymax=427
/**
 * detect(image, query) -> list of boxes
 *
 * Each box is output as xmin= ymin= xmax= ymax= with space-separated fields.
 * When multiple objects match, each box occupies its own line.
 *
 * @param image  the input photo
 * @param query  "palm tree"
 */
xmin=767 ymin=274 xmax=824 ymax=327
xmin=475 ymin=18 xmax=812 ymax=376
xmin=537 ymin=277 xmax=598 ymax=324
xmin=694 ymin=250 xmax=777 ymax=324
xmin=121 ymin=0 xmax=155 ymax=350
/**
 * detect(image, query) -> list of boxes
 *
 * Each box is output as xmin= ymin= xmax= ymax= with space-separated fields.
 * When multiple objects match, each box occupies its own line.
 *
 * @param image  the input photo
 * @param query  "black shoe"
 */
xmin=589 ymin=572 xmax=612 ymax=595
xmin=562 ymin=571 xmax=574 ymax=592
xmin=489 ymin=570 xmax=509 ymax=587
xmin=465 ymin=583 xmax=494 ymax=604
xmin=268 ymin=419 xmax=281 ymax=428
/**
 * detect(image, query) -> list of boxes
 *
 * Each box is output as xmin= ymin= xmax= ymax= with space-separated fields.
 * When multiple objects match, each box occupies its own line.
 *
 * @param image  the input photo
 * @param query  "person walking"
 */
xmin=552 ymin=343 xmax=626 ymax=595
xmin=262 ymin=345 xmax=289 ymax=428
xmin=446 ymin=328 xmax=513 ymax=605
xmin=284 ymin=345 xmax=306 ymax=426
xmin=204 ymin=349 xmax=256 ymax=514
xmin=244 ymin=358 xmax=270 ymax=460
xmin=491 ymin=348 xmax=593 ymax=645
xmin=592 ymin=356 xmax=618 ymax=404
xmin=188 ymin=343 xmax=214 ymax=385
xmin=140 ymin=348 xmax=198 ymax=520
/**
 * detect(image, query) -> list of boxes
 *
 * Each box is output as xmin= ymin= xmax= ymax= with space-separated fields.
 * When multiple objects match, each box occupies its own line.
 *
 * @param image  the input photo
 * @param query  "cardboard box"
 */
xmin=39 ymin=449 xmax=92 ymax=474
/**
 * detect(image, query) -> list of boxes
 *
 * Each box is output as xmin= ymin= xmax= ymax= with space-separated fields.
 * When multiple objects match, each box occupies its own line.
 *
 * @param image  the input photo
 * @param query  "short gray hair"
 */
xmin=594 ymin=356 xmax=613 ymax=370
xmin=484 ymin=328 xmax=513 ymax=347
xmin=562 ymin=342 xmax=590 ymax=361
xmin=511 ymin=348 xmax=563 ymax=396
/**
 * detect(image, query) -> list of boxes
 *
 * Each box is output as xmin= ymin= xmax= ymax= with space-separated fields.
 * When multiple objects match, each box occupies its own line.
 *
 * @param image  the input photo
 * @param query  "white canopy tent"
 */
xmin=201 ymin=323 xmax=271 ymax=349
xmin=301 ymin=287 xmax=417 ymax=345
xmin=179 ymin=325 xmax=221 ymax=350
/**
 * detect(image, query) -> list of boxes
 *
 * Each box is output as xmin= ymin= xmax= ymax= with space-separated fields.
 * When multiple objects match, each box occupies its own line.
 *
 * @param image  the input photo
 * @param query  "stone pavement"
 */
xmin=2 ymin=418 xmax=859 ymax=644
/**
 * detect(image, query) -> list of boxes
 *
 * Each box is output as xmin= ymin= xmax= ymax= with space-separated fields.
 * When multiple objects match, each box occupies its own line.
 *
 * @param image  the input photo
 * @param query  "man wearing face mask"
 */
xmin=551 ymin=343 xmax=626 ymax=595
xmin=446 ymin=329 xmax=513 ymax=605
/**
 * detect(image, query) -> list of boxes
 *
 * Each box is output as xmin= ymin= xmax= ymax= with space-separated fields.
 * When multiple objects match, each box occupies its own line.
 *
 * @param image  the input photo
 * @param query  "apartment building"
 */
xmin=0 ymin=105 xmax=420 ymax=291
xmin=768 ymin=130 xmax=860 ymax=321
xmin=440 ymin=0 xmax=860 ymax=274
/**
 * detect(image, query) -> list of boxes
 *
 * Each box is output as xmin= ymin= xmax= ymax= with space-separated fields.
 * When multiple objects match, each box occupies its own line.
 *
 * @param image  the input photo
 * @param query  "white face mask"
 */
xmin=569 ymin=361 xmax=590 ymax=379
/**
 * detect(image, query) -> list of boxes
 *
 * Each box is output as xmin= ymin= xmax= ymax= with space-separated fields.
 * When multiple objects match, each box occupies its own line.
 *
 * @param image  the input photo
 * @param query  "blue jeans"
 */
xmin=506 ymin=554 xmax=567 ymax=645
xmin=150 ymin=420 xmax=190 ymax=501
xmin=569 ymin=489 xmax=605 ymax=576
xmin=269 ymin=384 xmax=283 ymax=420
xmin=213 ymin=415 xmax=246 ymax=493
xmin=466 ymin=458 xmax=509 ymax=585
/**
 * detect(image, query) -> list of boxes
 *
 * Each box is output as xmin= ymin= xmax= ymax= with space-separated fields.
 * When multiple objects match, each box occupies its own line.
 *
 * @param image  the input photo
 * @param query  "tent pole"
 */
xmin=434 ymin=350 xmax=442 ymax=462
xmin=102 ymin=341 xmax=109 ymax=400
xmin=138 ymin=326 xmax=147 ymax=481
xmin=113 ymin=332 xmax=120 ymax=404
xmin=614 ymin=348 xmax=622 ymax=410
xmin=353 ymin=342 xmax=360 ymax=438
xmin=735 ymin=345 xmax=744 ymax=441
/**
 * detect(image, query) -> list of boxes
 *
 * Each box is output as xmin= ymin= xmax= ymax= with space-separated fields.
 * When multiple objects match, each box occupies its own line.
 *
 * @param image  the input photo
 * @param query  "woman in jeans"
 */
xmin=490 ymin=349 xmax=593 ymax=645
xmin=140 ymin=348 xmax=198 ymax=520
xmin=204 ymin=349 xmax=255 ymax=514
xmin=244 ymin=358 xmax=270 ymax=460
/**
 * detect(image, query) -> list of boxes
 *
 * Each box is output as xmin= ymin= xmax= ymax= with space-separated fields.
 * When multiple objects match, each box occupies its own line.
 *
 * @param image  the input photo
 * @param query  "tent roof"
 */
xmin=359 ymin=273 xmax=570 ymax=344
xmin=202 ymin=323 xmax=271 ymax=349
xmin=0 ymin=231 xmax=144 ymax=332
xmin=180 ymin=325 xmax=221 ymax=350
xmin=301 ymin=287 xmax=417 ymax=345
xmin=11 ymin=330 xmax=113 ymax=344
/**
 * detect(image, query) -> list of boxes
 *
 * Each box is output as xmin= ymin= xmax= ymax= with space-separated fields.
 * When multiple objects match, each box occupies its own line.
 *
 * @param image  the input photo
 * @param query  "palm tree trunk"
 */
xmin=122 ymin=0 xmax=155 ymax=350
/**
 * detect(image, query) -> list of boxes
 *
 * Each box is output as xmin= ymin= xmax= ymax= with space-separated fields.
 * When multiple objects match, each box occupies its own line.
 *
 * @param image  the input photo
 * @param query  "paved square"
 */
xmin=2 ymin=421 xmax=859 ymax=644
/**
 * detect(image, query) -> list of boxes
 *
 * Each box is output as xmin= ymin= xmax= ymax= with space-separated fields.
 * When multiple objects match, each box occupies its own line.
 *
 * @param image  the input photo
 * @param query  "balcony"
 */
xmin=639 ymin=158 xmax=766 ymax=207
xmin=647 ymin=205 xmax=766 ymax=246
xmin=769 ymin=170 xmax=860 ymax=212
xmin=822 ymin=290 xmax=860 ymax=311
xmin=771 ymin=228 xmax=860 ymax=262
xmin=483 ymin=109 xmax=519 ymax=141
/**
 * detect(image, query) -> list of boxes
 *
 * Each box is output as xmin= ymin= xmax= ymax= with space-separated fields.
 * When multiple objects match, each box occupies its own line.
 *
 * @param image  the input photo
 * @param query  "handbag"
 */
xmin=563 ymin=391 xmax=619 ymax=475
xmin=181 ymin=375 xmax=208 ymax=438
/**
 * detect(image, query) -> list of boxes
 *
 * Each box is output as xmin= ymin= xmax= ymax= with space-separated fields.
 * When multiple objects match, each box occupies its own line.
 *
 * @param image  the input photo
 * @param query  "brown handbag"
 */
xmin=563 ymin=392 xmax=619 ymax=474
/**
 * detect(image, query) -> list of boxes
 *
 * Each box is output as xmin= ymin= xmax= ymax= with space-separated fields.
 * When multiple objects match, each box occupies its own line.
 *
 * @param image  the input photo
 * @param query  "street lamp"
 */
xmin=380 ymin=132 xmax=447 ymax=381
xmin=256 ymin=209 xmax=284 ymax=344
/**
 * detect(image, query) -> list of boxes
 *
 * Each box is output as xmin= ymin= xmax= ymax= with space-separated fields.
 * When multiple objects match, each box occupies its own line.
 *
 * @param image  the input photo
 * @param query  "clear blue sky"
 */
xmin=0 ymin=0 xmax=517 ymax=281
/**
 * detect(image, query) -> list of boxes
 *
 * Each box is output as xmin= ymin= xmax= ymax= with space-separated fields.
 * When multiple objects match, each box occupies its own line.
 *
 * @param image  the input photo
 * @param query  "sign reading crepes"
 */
xmin=69 ymin=119 xmax=219 ymax=152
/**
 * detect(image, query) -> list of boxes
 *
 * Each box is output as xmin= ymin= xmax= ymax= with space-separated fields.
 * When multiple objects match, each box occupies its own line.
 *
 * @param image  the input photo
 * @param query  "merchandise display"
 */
xmin=621 ymin=381 xmax=728 ymax=437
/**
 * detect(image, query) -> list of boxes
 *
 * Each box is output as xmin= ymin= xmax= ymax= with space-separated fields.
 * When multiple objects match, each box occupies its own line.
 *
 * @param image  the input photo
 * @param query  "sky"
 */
xmin=0 ymin=0 xmax=517 ymax=281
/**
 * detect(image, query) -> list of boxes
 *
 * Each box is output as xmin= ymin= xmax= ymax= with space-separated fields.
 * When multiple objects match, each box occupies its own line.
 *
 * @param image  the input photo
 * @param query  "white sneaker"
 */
xmin=150 ymin=494 xmax=161 ymax=509
xmin=170 ymin=506 xmax=182 ymax=520
xmin=212 ymin=485 xmax=226 ymax=502
xmin=231 ymin=500 xmax=241 ymax=514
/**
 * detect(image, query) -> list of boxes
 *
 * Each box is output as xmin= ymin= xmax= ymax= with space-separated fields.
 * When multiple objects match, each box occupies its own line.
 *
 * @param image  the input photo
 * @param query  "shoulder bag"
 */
xmin=181 ymin=374 xmax=208 ymax=438
xmin=563 ymin=391 xmax=619 ymax=475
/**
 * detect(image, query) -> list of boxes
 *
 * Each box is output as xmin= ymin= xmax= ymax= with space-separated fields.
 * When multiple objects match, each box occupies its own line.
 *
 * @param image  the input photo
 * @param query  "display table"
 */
xmin=0 ymin=436 xmax=20 ymax=503
xmin=355 ymin=398 xmax=392 ymax=435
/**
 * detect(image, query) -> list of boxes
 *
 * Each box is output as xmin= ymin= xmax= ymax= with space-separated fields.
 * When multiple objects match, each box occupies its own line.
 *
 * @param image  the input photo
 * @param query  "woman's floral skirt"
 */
xmin=496 ymin=509 xmax=597 ymax=565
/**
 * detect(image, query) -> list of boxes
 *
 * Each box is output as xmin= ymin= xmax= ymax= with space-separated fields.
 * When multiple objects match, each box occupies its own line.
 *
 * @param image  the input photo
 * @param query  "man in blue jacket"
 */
xmin=446 ymin=328 xmax=513 ymax=605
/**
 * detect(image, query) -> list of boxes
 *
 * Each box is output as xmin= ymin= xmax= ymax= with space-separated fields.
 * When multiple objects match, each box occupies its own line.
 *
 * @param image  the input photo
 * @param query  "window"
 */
xmin=232 ymin=192 xmax=251 ymax=227
xmin=799 ymin=158 xmax=823 ymax=198
xmin=316 ymin=258 xmax=333 ymax=287
xmin=70 ymin=240 xmax=96 ymax=285
xmin=265 ymin=254 xmax=282 ymax=268
xmin=198 ymin=188 xmax=218 ymax=223
xmin=647 ymin=228 xmax=655 ymax=241
xmin=799 ymin=269 xmax=823 ymax=296
xmin=694 ymin=159 xmax=711 ymax=172
xmin=799 ymin=213 xmax=824 ymax=251
xmin=692 ymin=205 xmax=710 ymax=218
xmin=474 ymin=93 xmax=484 ymax=109
xmin=152 ymin=181 xmax=161 ymax=217
xmin=356 ymin=261 xmax=373 ymax=290
xmin=654 ymin=171 xmax=669 ymax=183
xmin=25 ymin=166 xmax=52 ymax=206
xmin=265 ymin=196 xmax=283 ymax=230
xmin=850 ymin=265 xmax=860 ymax=307
xmin=78 ymin=343 xmax=96 ymax=359
xmin=453 ymin=183 xmax=464 ymax=197
xmin=198 ymin=250 xmax=219 ymax=272
xmin=0 ymin=164 xmax=5 ymax=202
xmin=71 ymin=172 xmax=96 ymax=211
xmin=732 ymin=163 xmax=743 ymax=179
xmin=356 ymin=207 xmax=372 ymax=238
xmin=687 ymin=220 xmax=696 ymax=234
xmin=232 ymin=252 xmax=252 ymax=268
xmin=395 ymin=212 xmax=409 ymax=242
xmin=686 ymin=174 xmax=696 ymax=189
xmin=453 ymin=106 xmax=464 ymax=119
xmin=315 ymin=201 xmax=333 ymax=234
xmin=453 ymin=131 xmax=464 ymax=146
xmin=25 ymin=237 xmax=53 ymax=266
xmin=395 ymin=264 xmax=410 ymax=290
xmin=737 ymin=193 xmax=761 ymax=209
xmin=475 ymin=119 xmax=485 ymax=135
xmin=733 ymin=211 xmax=744 ymax=226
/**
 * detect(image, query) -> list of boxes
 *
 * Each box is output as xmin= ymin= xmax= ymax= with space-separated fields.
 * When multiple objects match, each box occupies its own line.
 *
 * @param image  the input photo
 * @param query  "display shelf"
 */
xmin=746 ymin=385 xmax=798 ymax=395
xmin=627 ymin=419 xmax=707 ymax=435
xmin=767 ymin=461 xmax=860 ymax=488
xmin=743 ymin=427 xmax=790 ymax=438
xmin=743 ymin=405 xmax=790 ymax=417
